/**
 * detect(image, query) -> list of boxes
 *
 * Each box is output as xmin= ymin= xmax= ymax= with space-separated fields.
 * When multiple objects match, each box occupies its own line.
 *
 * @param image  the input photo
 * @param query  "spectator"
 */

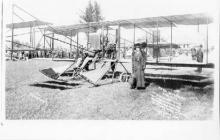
xmin=196 ymin=45 xmax=203 ymax=72
xmin=129 ymin=45 xmax=146 ymax=89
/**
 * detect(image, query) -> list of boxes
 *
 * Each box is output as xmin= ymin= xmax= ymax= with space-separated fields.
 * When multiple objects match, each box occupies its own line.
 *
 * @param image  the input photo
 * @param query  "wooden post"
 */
xmin=146 ymin=33 xmax=148 ymax=61
xmin=117 ymin=25 xmax=121 ymax=59
xmin=33 ymin=27 xmax=35 ymax=48
xmin=11 ymin=25 xmax=14 ymax=60
xmin=133 ymin=24 xmax=135 ymax=45
xmin=1 ymin=0 xmax=3 ymax=64
xmin=104 ymin=26 xmax=109 ymax=58
xmin=43 ymin=29 xmax=45 ymax=49
xmin=87 ymin=23 xmax=90 ymax=51
xmin=170 ymin=22 xmax=173 ymax=62
xmin=11 ymin=4 xmax=14 ymax=60
xmin=52 ymin=33 xmax=54 ymax=51
xmin=70 ymin=30 xmax=72 ymax=58
xmin=156 ymin=18 xmax=159 ymax=63
xmin=206 ymin=18 xmax=209 ymax=64
xmin=49 ymin=36 xmax=51 ymax=50
xmin=152 ymin=31 xmax=154 ymax=59
xmin=124 ymin=39 xmax=126 ymax=58
xmin=30 ymin=27 xmax=32 ymax=48
xmin=101 ymin=26 xmax=104 ymax=57
xmin=76 ymin=31 xmax=79 ymax=59
xmin=106 ymin=26 xmax=109 ymax=37
xmin=132 ymin=24 xmax=136 ymax=73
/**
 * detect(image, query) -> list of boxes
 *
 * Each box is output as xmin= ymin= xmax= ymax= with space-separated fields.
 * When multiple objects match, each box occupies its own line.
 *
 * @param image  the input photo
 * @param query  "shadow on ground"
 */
xmin=145 ymin=74 xmax=208 ymax=81
xmin=44 ymin=80 xmax=80 ymax=86
xmin=146 ymin=78 xmax=213 ymax=90
xmin=29 ymin=81 xmax=81 ymax=90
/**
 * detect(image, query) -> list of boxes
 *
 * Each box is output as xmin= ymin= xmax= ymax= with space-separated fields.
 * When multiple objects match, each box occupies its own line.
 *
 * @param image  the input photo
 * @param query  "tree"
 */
xmin=79 ymin=0 xmax=104 ymax=23
xmin=93 ymin=1 xmax=103 ymax=22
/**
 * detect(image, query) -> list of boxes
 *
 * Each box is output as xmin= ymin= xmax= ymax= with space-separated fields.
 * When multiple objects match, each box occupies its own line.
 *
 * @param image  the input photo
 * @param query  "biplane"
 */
xmin=6 ymin=5 xmax=214 ymax=86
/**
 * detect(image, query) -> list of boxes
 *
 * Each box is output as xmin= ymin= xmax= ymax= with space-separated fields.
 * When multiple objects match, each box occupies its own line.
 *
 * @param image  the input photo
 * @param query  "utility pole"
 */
xmin=70 ymin=30 xmax=72 ymax=58
xmin=11 ymin=4 xmax=14 ymax=60
xmin=43 ymin=29 xmax=45 ymax=49
xmin=117 ymin=25 xmax=121 ymax=59
xmin=156 ymin=18 xmax=159 ymax=63
xmin=170 ymin=22 xmax=173 ymax=62
xmin=76 ymin=31 xmax=79 ymax=59
xmin=206 ymin=18 xmax=209 ymax=64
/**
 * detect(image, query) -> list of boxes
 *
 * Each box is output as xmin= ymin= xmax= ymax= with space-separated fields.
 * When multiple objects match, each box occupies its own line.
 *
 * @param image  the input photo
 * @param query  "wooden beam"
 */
xmin=49 ymin=35 xmax=52 ymax=50
xmin=43 ymin=29 xmax=45 ymax=49
xmin=101 ymin=26 xmax=104 ymax=58
xmin=33 ymin=27 xmax=35 ymax=48
xmin=152 ymin=30 xmax=155 ymax=60
xmin=30 ymin=26 xmax=32 ymax=48
xmin=87 ymin=23 xmax=90 ymax=51
xmin=11 ymin=5 xmax=14 ymax=60
xmin=156 ymin=18 xmax=159 ymax=63
xmin=123 ymin=39 xmax=126 ymax=58
xmin=70 ymin=30 xmax=72 ymax=54
xmin=117 ymin=25 xmax=121 ymax=59
xmin=146 ymin=62 xmax=214 ymax=68
xmin=45 ymin=35 xmax=76 ymax=47
xmin=206 ymin=18 xmax=209 ymax=64
xmin=11 ymin=26 xmax=14 ymax=60
xmin=106 ymin=26 xmax=109 ymax=36
xmin=170 ymin=22 xmax=173 ymax=62
xmin=132 ymin=24 xmax=136 ymax=74
xmin=6 ymin=30 xmax=42 ymax=37
xmin=76 ymin=31 xmax=79 ymax=58
xmin=6 ymin=40 xmax=32 ymax=48
xmin=133 ymin=24 xmax=135 ymax=45
xmin=52 ymin=33 xmax=54 ymax=50
xmin=146 ymin=33 xmax=148 ymax=61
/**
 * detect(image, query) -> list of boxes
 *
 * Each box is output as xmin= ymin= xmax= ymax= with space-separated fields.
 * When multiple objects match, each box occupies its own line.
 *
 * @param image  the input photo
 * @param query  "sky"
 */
xmin=3 ymin=0 xmax=219 ymax=50
xmin=5 ymin=0 xmax=219 ymax=25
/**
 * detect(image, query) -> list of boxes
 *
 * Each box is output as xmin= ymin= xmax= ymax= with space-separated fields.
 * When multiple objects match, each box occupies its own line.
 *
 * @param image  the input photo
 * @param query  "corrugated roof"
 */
xmin=46 ymin=24 xmax=97 ymax=36
xmin=45 ymin=13 xmax=213 ymax=36
xmin=6 ymin=20 xmax=52 ymax=29
xmin=104 ymin=13 xmax=213 ymax=28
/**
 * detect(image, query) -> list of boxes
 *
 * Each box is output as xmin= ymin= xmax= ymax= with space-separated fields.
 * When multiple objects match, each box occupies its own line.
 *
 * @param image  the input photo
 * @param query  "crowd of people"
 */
xmin=6 ymin=50 xmax=52 ymax=60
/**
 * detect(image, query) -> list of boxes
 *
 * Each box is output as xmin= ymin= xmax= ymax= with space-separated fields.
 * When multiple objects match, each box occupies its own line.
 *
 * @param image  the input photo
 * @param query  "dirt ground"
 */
xmin=5 ymin=59 xmax=214 ymax=120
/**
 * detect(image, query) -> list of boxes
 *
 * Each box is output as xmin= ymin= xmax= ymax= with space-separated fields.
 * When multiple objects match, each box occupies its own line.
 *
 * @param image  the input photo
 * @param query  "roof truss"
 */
xmin=44 ymin=13 xmax=213 ymax=36
xmin=6 ymin=20 xmax=52 ymax=29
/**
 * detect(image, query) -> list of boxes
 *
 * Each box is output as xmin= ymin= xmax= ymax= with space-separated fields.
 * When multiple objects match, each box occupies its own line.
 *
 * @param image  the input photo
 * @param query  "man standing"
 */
xmin=196 ymin=45 xmax=203 ymax=72
xmin=130 ymin=44 xmax=146 ymax=89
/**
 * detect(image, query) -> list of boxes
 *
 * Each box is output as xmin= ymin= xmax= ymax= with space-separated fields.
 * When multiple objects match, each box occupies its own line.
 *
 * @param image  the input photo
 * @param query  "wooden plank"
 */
xmin=146 ymin=62 xmax=214 ymax=68
xmin=80 ymin=61 xmax=112 ymax=84
xmin=206 ymin=18 xmax=209 ymax=63
xmin=76 ymin=31 xmax=79 ymax=58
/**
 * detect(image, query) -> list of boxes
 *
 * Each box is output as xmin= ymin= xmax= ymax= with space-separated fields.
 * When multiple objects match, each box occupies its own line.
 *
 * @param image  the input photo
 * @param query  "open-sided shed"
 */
xmin=43 ymin=13 xmax=213 ymax=61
